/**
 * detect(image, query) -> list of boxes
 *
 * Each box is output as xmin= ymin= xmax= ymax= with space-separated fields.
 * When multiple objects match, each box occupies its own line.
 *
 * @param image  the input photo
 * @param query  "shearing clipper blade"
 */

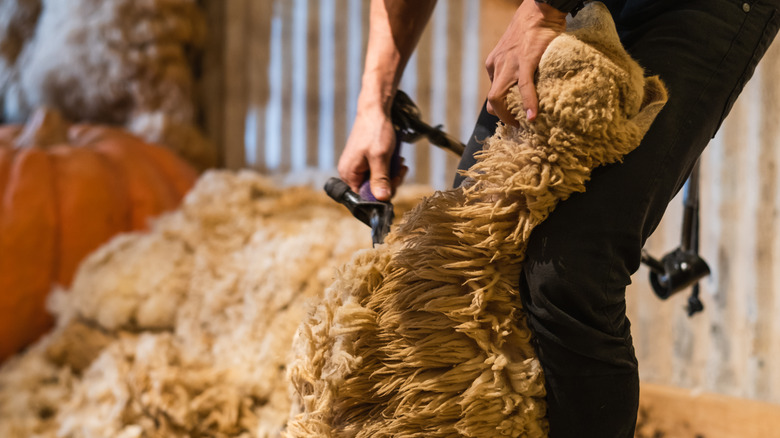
xmin=324 ymin=178 xmax=394 ymax=246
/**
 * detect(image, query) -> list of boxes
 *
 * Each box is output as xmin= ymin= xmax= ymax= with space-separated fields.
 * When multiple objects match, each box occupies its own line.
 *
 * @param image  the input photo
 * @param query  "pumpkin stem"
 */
xmin=14 ymin=107 xmax=70 ymax=149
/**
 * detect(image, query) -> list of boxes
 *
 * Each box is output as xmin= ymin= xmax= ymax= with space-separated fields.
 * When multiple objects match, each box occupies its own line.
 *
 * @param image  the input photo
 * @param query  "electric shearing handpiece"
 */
xmin=324 ymin=90 xmax=466 ymax=246
xmin=324 ymin=178 xmax=393 ymax=246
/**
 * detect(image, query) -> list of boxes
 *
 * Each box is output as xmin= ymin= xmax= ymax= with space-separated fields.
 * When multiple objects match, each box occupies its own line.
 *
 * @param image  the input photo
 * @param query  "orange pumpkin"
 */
xmin=0 ymin=108 xmax=198 ymax=360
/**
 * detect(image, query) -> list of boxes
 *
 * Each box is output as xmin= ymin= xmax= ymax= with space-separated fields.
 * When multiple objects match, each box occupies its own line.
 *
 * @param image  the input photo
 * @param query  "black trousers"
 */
xmin=454 ymin=1 xmax=780 ymax=436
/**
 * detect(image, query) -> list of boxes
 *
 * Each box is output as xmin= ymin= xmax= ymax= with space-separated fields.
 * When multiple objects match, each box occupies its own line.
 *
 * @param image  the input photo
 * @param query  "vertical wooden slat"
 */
xmin=728 ymin=94 xmax=754 ymax=399
xmin=690 ymin=140 xmax=717 ymax=391
xmin=763 ymin=41 xmax=780 ymax=405
xmin=360 ymin=0 xmax=371 ymax=61
xmin=246 ymin=0 xmax=273 ymax=171
xmin=754 ymin=41 xmax=780 ymax=400
xmin=445 ymin=0 xmax=464 ymax=186
xmin=460 ymin=0 xmax=483 ymax=166
xmin=306 ymin=0 xmax=320 ymax=168
xmin=705 ymin=126 xmax=735 ymax=392
xmin=201 ymin=0 xmax=226 ymax=166
xmin=263 ymin=1 xmax=284 ymax=170
xmin=397 ymin=53 xmax=415 ymax=180
xmin=738 ymin=71 xmax=763 ymax=400
xmin=223 ymin=0 xmax=248 ymax=169
xmin=347 ymin=0 xmax=366 ymax=133
xmin=712 ymin=98 xmax=752 ymax=396
xmin=317 ymin=0 xmax=335 ymax=169
xmin=290 ymin=0 xmax=309 ymax=171
xmin=331 ymin=0 xmax=351 ymax=163
xmin=279 ymin=0 xmax=294 ymax=172
xmin=428 ymin=2 xmax=448 ymax=189
xmin=414 ymin=19 xmax=433 ymax=185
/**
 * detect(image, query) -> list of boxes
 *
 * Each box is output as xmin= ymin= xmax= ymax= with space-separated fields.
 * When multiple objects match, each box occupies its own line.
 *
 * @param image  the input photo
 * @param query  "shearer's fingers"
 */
xmin=486 ymin=60 xmax=524 ymax=126
xmin=516 ymin=65 xmax=539 ymax=121
xmin=367 ymin=148 xmax=393 ymax=201
xmin=338 ymin=150 xmax=369 ymax=194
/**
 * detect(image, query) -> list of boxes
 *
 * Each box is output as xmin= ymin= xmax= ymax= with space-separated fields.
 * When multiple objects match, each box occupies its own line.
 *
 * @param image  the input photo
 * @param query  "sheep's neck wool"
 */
xmin=286 ymin=3 xmax=668 ymax=437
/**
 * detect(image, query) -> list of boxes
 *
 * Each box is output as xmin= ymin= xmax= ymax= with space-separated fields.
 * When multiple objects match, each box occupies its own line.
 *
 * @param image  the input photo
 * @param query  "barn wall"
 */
xmin=628 ymin=39 xmax=780 ymax=404
xmin=202 ymin=0 xmax=780 ymax=404
xmin=203 ymin=0 xmax=487 ymax=189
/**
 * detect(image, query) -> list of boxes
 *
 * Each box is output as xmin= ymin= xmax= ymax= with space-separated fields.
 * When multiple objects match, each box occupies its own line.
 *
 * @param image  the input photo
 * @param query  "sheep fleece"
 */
xmin=286 ymin=3 xmax=668 ymax=437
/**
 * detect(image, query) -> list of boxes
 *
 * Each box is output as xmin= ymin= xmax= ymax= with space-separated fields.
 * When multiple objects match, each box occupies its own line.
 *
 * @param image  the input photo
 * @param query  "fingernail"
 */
xmin=376 ymin=187 xmax=389 ymax=199
xmin=526 ymin=109 xmax=534 ymax=120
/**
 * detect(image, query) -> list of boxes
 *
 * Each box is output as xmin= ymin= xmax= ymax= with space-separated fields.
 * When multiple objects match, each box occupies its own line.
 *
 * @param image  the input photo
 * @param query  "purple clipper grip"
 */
xmin=358 ymin=137 xmax=402 ymax=202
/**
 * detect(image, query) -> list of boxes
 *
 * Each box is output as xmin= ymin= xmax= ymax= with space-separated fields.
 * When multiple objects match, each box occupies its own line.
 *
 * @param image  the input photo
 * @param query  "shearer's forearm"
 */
xmin=359 ymin=0 xmax=437 ymax=115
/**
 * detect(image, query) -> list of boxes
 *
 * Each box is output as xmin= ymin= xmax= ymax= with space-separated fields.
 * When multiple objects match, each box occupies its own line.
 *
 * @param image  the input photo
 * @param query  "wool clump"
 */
xmin=285 ymin=3 xmax=668 ymax=437
xmin=0 ymin=171 xmax=427 ymax=437
xmin=0 ymin=0 xmax=215 ymax=168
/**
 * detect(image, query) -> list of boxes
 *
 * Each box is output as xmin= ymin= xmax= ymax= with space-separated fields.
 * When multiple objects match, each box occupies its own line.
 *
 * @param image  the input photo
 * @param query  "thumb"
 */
xmin=368 ymin=153 xmax=392 ymax=201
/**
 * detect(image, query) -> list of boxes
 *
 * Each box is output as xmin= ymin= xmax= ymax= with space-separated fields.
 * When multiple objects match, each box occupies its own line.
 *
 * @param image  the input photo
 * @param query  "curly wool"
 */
xmin=286 ymin=3 xmax=668 ymax=437
xmin=0 ymin=0 xmax=215 ymax=168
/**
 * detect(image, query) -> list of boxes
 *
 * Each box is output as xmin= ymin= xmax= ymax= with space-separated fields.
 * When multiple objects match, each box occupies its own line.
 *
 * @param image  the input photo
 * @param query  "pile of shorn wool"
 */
xmin=0 ymin=171 xmax=426 ymax=437
xmin=286 ymin=3 xmax=667 ymax=437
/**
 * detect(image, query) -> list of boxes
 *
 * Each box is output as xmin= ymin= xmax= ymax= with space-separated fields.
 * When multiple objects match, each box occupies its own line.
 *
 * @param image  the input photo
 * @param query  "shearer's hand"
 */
xmin=337 ymin=104 xmax=407 ymax=201
xmin=485 ymin=0 xmax=567 ymax=125
xmin=337 ymin=0 xmax=430 ymax=201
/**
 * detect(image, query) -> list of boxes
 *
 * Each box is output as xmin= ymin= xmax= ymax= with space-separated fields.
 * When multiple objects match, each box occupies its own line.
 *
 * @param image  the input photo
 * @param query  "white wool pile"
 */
xmin=0 ymin=171 xmax=426 ymax=437
xmin=0 ymin=0 xmax=215 ymax=168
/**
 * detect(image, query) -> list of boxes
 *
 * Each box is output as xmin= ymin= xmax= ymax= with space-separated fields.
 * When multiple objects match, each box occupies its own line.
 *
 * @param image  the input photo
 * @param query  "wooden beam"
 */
xmin=223 ymin=0 xmax=249 ymax=169
xmin=638 ymin=383 xmax=780 ymax=438
xmin=200 ymin=0 xmax=226 ymax=166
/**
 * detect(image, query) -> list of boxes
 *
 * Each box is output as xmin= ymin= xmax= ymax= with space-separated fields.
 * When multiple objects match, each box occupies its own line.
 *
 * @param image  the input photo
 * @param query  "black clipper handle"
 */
xmin=324 ymin=177 xmax=389 ymax=229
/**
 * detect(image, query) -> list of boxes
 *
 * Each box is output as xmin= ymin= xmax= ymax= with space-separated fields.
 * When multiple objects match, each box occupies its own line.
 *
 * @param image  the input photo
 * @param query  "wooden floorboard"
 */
xmin=638 ymin=383 xmax=780 ymax=438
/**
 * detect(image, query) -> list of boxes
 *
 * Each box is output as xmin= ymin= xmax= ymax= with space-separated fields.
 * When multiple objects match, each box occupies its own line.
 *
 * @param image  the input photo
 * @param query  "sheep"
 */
xmin=285 ymin=3 xmax=668 ymax=437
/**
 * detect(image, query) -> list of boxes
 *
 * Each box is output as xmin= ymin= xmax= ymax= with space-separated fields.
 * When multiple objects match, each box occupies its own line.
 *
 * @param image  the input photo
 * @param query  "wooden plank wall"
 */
xmin=203 ymin=0 xmax=484 ymax=190
xmin=628 ymin=39 xmax=780 ymax=405
xmin=202 ymin=0 xmax=780 ymax=405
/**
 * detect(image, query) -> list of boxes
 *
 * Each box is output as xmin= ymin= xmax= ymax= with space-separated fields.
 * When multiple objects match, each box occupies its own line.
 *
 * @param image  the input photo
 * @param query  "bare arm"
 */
xmin=338 ymin=0 xmax=437 ymax=201
xmin=485 ymin=0 xmax=567 ymax=125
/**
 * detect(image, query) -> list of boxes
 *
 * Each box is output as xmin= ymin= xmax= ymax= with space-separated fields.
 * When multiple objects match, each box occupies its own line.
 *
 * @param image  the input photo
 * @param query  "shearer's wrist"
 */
xmin=356 ymin=81 xmax=396 ymax=116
